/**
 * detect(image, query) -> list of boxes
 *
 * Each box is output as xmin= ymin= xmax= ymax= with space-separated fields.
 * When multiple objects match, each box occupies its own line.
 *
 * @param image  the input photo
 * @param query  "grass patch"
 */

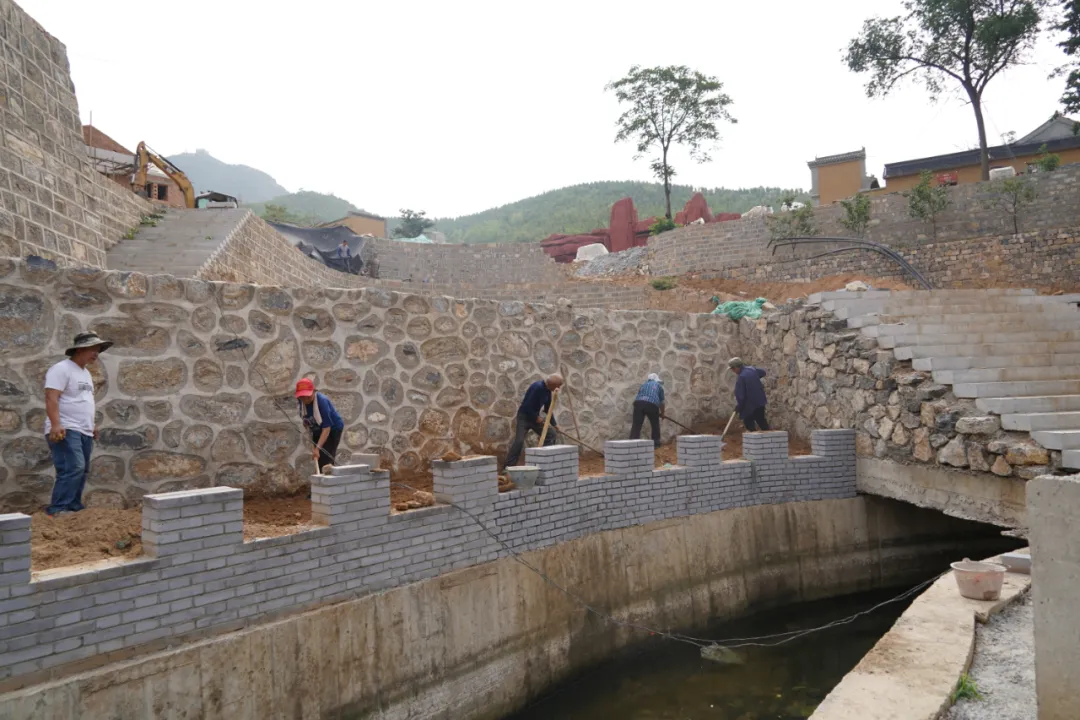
xmin=952 ymin=673 xmax=983 ymax=703
xmin=650 ymin=277 xmax=678 ymax=291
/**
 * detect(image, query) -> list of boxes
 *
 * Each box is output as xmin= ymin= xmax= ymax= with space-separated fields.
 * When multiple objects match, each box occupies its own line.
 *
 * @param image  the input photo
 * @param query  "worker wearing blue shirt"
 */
xmin=504 ymin=374 xmax=563 ymax=468
xmin=296 ymin=378 xmax=344 ymax=470
xmin=728 ymin=357 xmax=770 ymax=431
xmin=630 ymin=373 xmax=666 ymax=447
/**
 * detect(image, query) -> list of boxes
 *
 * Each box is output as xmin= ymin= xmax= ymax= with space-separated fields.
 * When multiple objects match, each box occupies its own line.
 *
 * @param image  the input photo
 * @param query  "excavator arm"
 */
xmin=132 ymin=141 xmax=196 ymax=209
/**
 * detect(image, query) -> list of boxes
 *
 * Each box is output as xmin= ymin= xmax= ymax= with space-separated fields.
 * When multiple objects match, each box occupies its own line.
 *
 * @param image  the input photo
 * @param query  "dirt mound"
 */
xmin=565 ymin=272 xmax=913 ymax=314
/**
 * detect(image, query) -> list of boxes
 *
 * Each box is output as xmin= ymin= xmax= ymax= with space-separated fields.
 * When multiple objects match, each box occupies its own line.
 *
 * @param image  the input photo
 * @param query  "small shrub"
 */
xmin=650 ymin=277 xmax=677 ymax=291
xmin=122 ymin=228 xmax=137 ymax=240
xmin=767 ymin=193 xmax=817 ymax=240
xmin=649 ymin=217 xmax=678 ymax=235
xmin=952 ymin=673 xmax=983 ymax=702
xmin=904 ymin=170 xmax=951 ymax=241
xmin=1033 ymin=143 xmax=1061 ymax=173
xmin=839 ymin=192 xmax=872 ymax=237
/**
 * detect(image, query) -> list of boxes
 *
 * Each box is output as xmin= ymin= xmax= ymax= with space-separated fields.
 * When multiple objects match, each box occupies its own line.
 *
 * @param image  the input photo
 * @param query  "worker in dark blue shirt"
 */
xmin=296 ymin=378 xmax=345 ymax=471
xmin=504 ymin=374 xmax=563 ymax=468
xmin=630 ymin=373 xmax=666 ymax=447
xmin=728 ymin=357 xmax=770 ymax=431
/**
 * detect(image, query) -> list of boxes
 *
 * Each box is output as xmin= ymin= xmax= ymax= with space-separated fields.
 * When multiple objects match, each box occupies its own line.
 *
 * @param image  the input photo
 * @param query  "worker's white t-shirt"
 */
xmin=43 ymin=359 xmax=95 ymax=437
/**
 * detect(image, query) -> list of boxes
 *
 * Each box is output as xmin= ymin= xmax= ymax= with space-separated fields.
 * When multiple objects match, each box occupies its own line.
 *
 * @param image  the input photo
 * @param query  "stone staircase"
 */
xmin=105 ymin=208 xmax=250 ymax=277
xmin=809 ymin=289 xmax=1080 ymax=470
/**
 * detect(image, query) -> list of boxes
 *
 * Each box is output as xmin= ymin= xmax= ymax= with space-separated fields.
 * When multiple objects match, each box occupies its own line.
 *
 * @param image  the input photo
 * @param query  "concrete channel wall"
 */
xmin=0 ymin=430 xmax=853 ymax=692
xmin=0 ymin=436 xmax=1012 ymax=719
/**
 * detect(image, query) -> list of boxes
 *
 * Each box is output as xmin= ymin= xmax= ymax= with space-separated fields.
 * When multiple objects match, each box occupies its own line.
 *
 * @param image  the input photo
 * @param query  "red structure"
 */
xmin=540 ymin=193 xmax=740 ymax=263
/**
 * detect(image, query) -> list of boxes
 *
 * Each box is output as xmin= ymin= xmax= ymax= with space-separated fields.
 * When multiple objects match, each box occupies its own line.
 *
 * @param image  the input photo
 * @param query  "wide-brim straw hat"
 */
xmin=65 ymin=332 xmax=113 ymax=357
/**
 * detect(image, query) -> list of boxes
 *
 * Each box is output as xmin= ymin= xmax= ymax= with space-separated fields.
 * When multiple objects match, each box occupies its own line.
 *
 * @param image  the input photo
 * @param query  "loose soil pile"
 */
xmin=31 ymin=495 xmax=316 ymax=572
xmin=567 ymin=272 xmax=914 ymax=314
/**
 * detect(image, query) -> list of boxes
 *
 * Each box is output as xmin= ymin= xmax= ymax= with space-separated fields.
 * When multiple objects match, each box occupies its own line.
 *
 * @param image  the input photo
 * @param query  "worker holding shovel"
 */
xmin=728 ymin=357 xmax=770 ymax=431
xmin=629 ymin=373 xmax=665 ymax=447
xmin=503 ymin=374 xmax=563 ymax=469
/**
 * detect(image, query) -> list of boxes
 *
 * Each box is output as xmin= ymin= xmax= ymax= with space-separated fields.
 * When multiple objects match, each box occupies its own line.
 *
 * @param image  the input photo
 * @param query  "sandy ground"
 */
xmin=31 ymin=495 xmax=314 ymax=572
xmin=566 ymin=273 xmax=915 ymax=314
xmin=945 ymin=594 xmax=1035 ymax=720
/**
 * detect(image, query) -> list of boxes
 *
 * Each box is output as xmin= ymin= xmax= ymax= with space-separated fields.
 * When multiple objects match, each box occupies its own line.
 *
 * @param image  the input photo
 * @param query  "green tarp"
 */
xmin=710 ymin=296 xmax=768 ymax=320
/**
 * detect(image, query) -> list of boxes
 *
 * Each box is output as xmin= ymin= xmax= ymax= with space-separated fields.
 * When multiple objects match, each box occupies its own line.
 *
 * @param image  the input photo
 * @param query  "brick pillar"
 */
xmin=1029 ymin=473 xmax=1080 ymax=720
xmin=810 ymin=429 xmax=857 ymax=498
xmin=742 ymin=431 xmax=790 ymax=504
xmin=141 ymin=487 xmax=243 ymax=558
xmin=677 ymin=435 xmax=723 ymax=468
xmin=604 ymin=439 xmax=654 ymax=477
xmin=0 ymin=514 xmax=31 ymax=587
xmin=433 ymin=455 xmax=498 ymax=513
xmin=311 ymin=464 xmax=388 ymax=527
xmin=524 ymin=444 xmax=579 ymax=485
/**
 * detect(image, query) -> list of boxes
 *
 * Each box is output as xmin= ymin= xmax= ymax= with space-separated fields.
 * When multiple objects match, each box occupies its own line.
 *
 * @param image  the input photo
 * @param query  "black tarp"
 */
xmin=268 ymin=222 xmax=368 ymax=276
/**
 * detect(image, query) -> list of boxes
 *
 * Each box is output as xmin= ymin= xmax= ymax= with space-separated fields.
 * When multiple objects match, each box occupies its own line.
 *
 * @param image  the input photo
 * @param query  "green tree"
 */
xmin=1055 ymin=0 xmax=1080 ymax=112
xmin=1034 ymin=142 xmax=1062 ymax=172
xmin=767 ymin=193 xmax=818 ymax=241
xmin=839 ymin=193 xmax=873 ymax=237
xmin=984 ymin=176 xmax=1037 ymax=234
xmin=392 ymin=209 xmax=436 ymax=239
xmin=905 ymin=170 xmax=952 ymax=240
xmin=844 ymin=0 xmax=1046 ymax=182
xmin=260 ymin=203 xmax=319 ymax=227
xmin=606 ymin=66 xmax=736 ymax=220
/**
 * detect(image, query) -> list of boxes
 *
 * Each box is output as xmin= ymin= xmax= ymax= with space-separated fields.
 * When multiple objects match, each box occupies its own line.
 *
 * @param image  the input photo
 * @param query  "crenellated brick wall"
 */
xmin=0 ymin=430 xmax=855 ymax=689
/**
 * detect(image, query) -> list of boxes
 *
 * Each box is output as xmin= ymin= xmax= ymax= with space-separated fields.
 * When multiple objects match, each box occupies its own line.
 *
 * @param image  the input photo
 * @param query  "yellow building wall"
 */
xmin=328 ymin=215 xmax=387 ymax=237
xmin=818 ymin=159 xmax=865 ymax=205
xmin=877 ymin=147 xmax=1080 ymax=194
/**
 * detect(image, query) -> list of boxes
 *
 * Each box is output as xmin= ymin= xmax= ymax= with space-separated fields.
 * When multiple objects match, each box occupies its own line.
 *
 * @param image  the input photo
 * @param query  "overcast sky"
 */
xmin=18 ymin=0 xmax=1073 ymax=218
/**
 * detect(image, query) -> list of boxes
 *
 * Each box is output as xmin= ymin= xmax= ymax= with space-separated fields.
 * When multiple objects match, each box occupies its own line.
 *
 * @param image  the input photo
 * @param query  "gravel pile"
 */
xmin=573 ymin=246 xmax=648 ymax=278
xmin=946 ymin=593 xmax=1035 ymax=720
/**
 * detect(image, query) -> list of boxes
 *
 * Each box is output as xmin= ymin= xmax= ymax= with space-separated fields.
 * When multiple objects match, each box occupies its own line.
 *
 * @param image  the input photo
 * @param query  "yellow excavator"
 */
xmin=131 ymin=142 xmax=238 ymax=209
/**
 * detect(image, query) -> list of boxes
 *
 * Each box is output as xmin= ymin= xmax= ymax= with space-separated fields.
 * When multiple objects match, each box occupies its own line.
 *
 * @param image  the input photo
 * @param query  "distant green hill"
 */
xmin=426 ymin=181 xmax=810 ymax=244
xmin=247 ymin=191 xmax=362 ymax=226
xmin=168 ymin=149 xmax=287 ymax=204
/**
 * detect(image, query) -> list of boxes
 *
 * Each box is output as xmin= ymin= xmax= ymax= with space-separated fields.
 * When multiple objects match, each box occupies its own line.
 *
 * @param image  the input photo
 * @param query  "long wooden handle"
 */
xmin=555 ymin=427 xmax=604 ymax=457
xmin=721 ymin=411 xmax=737 ymax=440
xmin=538 ymin=390 xmax=558 ymax=446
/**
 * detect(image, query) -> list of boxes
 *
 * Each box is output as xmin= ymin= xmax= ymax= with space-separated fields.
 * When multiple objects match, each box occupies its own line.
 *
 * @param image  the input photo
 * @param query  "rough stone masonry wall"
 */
xmin=0 ymin=430 xmax=856 ymax=688
xmin=0 ymin=259 xmax=736 ymax=510
xmin=648 ymin=164 xmax=1080 ymax=289
xmin=363 ymin=236 xmax=565 ymax=285
xmin=0 ymin=0 xmax=155 ymax=268
xmin=730 ymin=301 xmax=1059 ymax=488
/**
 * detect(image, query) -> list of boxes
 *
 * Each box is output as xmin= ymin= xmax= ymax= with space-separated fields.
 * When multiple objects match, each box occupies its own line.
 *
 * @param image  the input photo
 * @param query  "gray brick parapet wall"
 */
xmin=0 ymin=429 xmax=854 ymax=689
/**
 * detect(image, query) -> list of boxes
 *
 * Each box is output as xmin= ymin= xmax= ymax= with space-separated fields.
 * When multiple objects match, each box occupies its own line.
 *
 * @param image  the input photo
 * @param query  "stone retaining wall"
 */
xmin=197 ymin=213 xmax=646 ymax=308
xmin=647 ymin=165 xmax=1080 ymax=289
xmin=0 ymin=0 xmax=155 ymax=268
xmin=729 ymin=300 xmax=1059 ymax=499
xmin=0 ymin=260 xmax=735 ymax=510
xmin=0 ymin=430 xmax=855 ymax=689
xmin=363 ymin=236 xmax=564 ymax=285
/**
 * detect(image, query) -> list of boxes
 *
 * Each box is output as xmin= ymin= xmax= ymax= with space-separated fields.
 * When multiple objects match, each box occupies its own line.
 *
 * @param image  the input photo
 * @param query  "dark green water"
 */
xmin=505 ymin=587 xmax=917 ymax=720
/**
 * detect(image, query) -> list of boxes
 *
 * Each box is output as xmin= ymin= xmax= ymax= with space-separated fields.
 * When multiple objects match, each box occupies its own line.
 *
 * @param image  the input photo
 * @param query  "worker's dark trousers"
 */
xmin=743 ymin=407 xmax=770 ymax=432
xmin=504 ymin=412 xmax=557 ymax=468
xmin=630 ymin=400 xmax=662 ymax=447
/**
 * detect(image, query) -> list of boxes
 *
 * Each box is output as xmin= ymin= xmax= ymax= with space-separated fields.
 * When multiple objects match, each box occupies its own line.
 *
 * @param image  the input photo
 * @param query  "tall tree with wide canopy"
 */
xmin=845 ymin=0 xmax=1047 ymax=181
xmin=606 ymin=66 xmax=736 ymax=219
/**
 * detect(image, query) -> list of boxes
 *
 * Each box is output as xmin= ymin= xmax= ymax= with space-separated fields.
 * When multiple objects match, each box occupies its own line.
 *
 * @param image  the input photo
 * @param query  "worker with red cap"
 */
xmin=295 ymin=378 xmax=344 ymax=471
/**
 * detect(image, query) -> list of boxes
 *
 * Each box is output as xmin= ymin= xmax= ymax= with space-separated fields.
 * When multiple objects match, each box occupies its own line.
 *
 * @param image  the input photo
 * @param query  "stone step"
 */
xmin=933 ymin=365 xmax=1080 ymax=385
xmin=1063 ymin=449 xmax=1080 ymax=469
xmin=1031 ymin=429 xmax=1080 ymax=450
xmin=1000 ymin=411 xmax=1080 ymax=431
xmin=808 ymin=289 xmax=1035 ymax=303
xmin=952 ymin=379 xmax=1080 ymax=399
xmin=867 ymin=320 xmax=1077 ymax=338
xmin=882 ymin=331 xmax=1080 ymax=350
xmin=896 ymin=341 xmax=1080 ymax=361
xmin=830 ymin=299 xmax=1079 ymax=318
xmin=912 ymin=352 xmax=1080 ymax=371
xmin=977 ymin=394 xmax=1080 ymax=414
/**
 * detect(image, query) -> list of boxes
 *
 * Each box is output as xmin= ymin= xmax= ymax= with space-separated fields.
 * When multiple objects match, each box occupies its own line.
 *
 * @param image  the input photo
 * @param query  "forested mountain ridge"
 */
xmin=430 ymin=181 xmax=810 ymax=244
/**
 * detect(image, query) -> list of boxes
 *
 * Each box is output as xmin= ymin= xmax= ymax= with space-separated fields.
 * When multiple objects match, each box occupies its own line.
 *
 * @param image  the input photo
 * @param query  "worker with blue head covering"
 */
xmin=630 ymin=373 xmax=666 ymax=447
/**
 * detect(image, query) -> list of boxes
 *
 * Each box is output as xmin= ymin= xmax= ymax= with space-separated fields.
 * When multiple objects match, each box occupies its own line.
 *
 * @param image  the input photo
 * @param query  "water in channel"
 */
xmin=505 ymin=586 xmax=915 ymax=720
